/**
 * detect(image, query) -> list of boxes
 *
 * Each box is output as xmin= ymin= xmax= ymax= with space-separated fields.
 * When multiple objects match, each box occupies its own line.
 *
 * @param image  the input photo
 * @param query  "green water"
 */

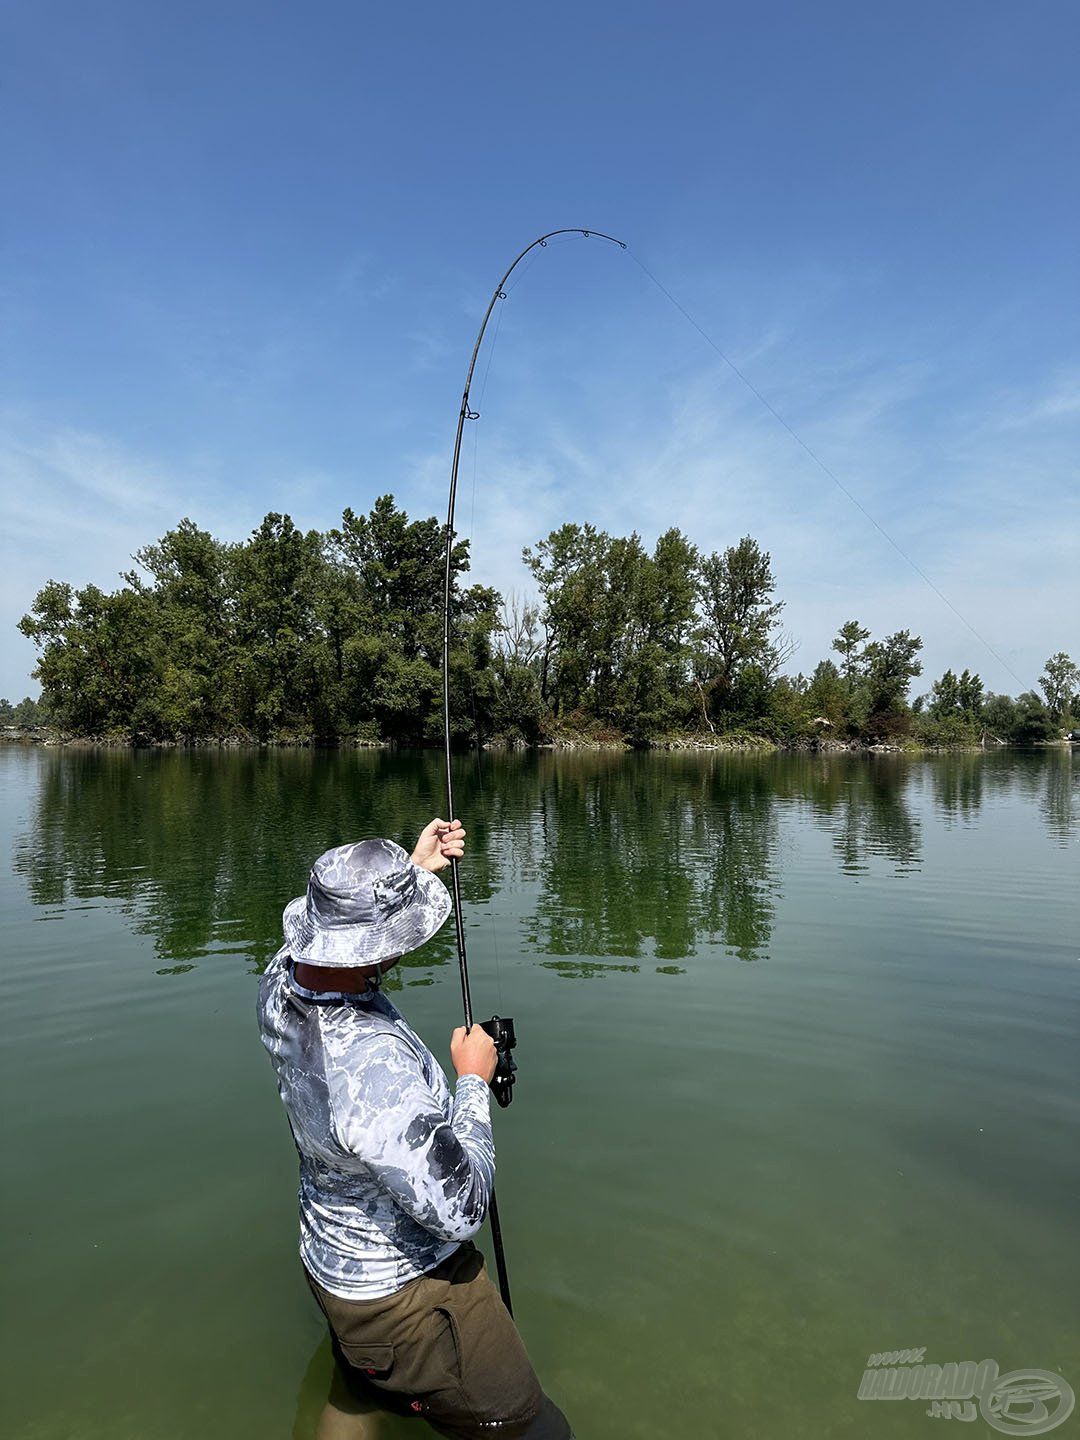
xmin=1 ymin=746 xmax=1077 ymax=1440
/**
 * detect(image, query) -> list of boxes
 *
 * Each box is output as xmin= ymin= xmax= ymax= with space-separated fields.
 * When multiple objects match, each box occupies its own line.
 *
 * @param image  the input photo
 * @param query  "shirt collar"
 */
xmin=285 ymin=957 xmax=378 ymax=1006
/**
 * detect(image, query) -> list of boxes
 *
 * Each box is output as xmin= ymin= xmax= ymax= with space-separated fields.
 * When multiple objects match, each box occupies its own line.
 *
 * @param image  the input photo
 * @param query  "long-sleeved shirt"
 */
xmin=257 ymin=947 xmax=495 ymax=1300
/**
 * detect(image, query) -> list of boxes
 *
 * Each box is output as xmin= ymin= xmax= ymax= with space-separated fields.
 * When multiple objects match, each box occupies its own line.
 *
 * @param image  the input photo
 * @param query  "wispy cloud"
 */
xmin=996 ymin=369 xmax=1080 ymax=429
xmin=401 ymin=331 xmax=1079 ymax=697
xmin=0 ymin=422 xmax=255 ymax=693
xmin=2 ymin=313 xmax=1077 ymax=701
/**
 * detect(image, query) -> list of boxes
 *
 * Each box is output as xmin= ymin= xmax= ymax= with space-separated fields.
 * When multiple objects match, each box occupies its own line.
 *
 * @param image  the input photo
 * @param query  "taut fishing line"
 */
xmin=441 ymin=225 xmax=1015 ymax=1319
xmin=624 ymin=250 xmax=1024 ymax=689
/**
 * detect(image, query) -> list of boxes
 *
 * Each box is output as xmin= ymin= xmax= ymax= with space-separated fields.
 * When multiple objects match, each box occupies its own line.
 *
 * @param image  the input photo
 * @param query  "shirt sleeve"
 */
xmin=328 ymin=1030 xmax=495 ymax=1243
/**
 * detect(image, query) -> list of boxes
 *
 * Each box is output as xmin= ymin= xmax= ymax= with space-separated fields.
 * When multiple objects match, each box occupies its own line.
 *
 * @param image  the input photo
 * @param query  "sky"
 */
xmin=2 ymin=0 xmax=1078 ymax=700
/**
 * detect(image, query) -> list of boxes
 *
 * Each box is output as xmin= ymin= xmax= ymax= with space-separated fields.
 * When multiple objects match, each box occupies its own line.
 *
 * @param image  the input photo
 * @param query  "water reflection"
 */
xmin=10 ymin=747 xmax=1076 ymax=975
xmin=11 ymin=748 xmax=462 ymax=978
xmin=514 ymin=753 xmax=779 ymax=966
xmin=929 ymin=752 xmax=986 ymax=826
xmin=1036 ymin=749 xmax=1077 ymax=843
xmin=783 ymin=756 xmax=922 ymax=874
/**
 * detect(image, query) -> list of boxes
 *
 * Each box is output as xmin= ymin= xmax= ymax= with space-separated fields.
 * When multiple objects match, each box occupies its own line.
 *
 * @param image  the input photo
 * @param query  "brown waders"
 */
xmin=306 ymin=1242 xmax=573 ymax=1439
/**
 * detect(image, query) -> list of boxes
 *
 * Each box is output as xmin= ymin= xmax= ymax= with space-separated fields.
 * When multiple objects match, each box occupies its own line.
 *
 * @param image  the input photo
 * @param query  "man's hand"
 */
xmin=411 ymin=817 xmax=466 ymax=874
xmin=451 ymin=1025 xmax=498 ymax=1084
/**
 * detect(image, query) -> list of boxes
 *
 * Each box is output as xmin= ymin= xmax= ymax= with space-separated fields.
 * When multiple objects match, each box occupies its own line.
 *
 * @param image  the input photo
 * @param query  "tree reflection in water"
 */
xmin=12 ymin=746 xmax=1075 ymax=977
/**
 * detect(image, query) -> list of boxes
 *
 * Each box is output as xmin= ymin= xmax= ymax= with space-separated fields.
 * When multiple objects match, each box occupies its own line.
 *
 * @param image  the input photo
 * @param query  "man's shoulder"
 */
xmin=256 ymin=946 xmax=291 ymax=1031
xmin=319 ymin=1005 xmax=426 ymax=1074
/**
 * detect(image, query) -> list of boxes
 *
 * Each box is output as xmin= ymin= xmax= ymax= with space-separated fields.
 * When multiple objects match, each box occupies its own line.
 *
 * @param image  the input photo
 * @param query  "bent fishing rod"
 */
xmin=440 ymin=229 xmax=626 ymax=1313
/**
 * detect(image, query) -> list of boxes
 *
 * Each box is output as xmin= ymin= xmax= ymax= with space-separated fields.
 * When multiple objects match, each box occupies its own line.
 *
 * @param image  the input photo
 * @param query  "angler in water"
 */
xmin=257 ymin=820 xmax=572 ymax=1439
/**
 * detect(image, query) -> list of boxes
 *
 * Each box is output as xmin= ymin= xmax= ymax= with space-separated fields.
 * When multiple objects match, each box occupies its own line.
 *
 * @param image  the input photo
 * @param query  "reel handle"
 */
xmin=478 ymin=1015 xmax=517 ymax=1108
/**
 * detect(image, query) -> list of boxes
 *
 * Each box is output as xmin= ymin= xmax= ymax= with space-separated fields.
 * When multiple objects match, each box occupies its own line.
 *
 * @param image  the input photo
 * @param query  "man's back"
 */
xmin=261 ymin=835 xmax=572 ymax=1436
xmin=257 ymin=947 xmax=495 ymax=1300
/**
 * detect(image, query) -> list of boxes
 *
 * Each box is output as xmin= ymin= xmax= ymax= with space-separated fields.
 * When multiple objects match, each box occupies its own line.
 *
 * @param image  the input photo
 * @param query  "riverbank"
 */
xmin=5 ymin=724 xmax=1055 ymax=755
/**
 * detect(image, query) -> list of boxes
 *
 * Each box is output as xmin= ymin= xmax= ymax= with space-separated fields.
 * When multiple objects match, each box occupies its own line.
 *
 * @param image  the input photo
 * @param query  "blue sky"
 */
xmin=2 ymin=0 xmax=1078 ymax=699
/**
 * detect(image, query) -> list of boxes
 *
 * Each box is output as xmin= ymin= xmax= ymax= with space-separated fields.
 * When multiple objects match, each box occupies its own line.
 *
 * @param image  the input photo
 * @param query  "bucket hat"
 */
xmin=283 ymin=838 xmax=451 ymax=968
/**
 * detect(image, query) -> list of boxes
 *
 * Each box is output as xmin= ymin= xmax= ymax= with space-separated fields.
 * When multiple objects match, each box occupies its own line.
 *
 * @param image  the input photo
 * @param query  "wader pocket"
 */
xmin=337 ymin=1341 xmax=394 ymax=1380
xmin=434 ymin=1303 xmax=542 ymax=1426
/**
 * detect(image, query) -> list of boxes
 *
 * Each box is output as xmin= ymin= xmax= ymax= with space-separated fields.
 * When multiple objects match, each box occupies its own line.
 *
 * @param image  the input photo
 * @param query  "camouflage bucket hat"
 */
xmin=282 ymin=838 xmax=452 ymax=968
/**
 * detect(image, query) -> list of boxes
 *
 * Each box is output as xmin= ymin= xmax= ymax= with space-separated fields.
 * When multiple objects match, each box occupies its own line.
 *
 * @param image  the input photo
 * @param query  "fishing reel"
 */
xmin=478 ymin=1015 xmax=517 ymax=1108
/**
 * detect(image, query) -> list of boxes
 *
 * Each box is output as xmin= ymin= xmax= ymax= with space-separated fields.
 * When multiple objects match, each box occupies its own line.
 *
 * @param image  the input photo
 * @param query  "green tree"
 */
xmin=126 ymin=519 xmax=234 ymax=737
xmin=612 ymin=528 xmax=699 ymax=741
xmin=12 ymin=696 xmax=46 ymax=726
xmin=831 ymin=620 xmax=870 ymax=687
xmin=982 ymin=692 xmax=1020 ymax=742
xmin=859 ymin=629 xmax=923 ymax=739
xmin=694 ymin=537 xmax=784 ymax=728
xmin=524 ymin=522 xmax=610 ymax=718
xmin=1040 ymin=652 xmax=1079 ymax=723
xmin=927 ymin=668 xmax=983 ymax=721
xmin=226 ymin=514 xmax=326 ymax=740
xmin=19 ymin=579 xmax=160 ymax=736
xmin=328 ymin=496 xmax=488 ymax=744
xmin=523 ymin=523 xmax=698 ymax=740
xmin=1013 ymin=691 xmax=1058 ymax=744
xmin=805 ymin=658 xmax=847 ymax=727
xmin=0 ymin=695 xmax=47 ymax=726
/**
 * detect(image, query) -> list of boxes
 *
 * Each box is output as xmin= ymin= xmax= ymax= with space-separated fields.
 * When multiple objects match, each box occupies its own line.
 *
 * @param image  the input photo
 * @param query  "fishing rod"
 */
xmin=440 ymin=228 xmax=627 ymax=1314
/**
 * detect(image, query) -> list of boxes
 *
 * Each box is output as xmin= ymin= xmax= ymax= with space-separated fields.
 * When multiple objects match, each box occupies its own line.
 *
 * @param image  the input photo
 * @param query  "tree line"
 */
xmin=10 ymin=496 xmax=1079 ymax=747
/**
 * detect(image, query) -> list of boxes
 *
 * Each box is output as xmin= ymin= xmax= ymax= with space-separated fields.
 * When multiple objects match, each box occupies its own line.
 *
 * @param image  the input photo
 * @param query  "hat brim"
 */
xmin=282 ymin=863 xmax=452 ymax=968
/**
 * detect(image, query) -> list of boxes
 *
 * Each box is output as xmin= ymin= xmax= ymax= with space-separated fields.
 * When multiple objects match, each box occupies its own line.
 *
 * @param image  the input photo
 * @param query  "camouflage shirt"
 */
xmin=257 ymin=948 xmax=495 ymax=1300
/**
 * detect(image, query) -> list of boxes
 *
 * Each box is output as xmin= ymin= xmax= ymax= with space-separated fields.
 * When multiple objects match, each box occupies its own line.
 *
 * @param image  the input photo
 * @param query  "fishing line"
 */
xmin=624 ymin=249 xmax=1025 ymax=689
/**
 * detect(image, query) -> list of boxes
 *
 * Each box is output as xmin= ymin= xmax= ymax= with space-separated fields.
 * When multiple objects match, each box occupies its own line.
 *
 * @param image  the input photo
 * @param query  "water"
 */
xmin=1 ymin=746 xmax=1077 ymax=1439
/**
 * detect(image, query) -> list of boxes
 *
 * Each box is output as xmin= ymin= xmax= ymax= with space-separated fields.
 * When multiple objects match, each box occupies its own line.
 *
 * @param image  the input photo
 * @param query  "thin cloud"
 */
xmin=996 ymin=369 xmax=1080 ymax=429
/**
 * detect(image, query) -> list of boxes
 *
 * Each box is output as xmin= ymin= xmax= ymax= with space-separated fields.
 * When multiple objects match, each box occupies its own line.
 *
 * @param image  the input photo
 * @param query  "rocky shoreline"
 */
xmin=2 ymin=724 xmax=1036 ymax=755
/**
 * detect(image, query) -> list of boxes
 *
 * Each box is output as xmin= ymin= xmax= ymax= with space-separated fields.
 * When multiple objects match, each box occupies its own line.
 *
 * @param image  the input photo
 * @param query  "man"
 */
xmin=258 ymin=819 xmax=572 ymax=1440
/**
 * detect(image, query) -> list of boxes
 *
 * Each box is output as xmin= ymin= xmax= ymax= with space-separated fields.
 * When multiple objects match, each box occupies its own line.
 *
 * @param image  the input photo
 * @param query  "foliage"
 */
xmin=0 ymin=695 xmax=49 ymax=726
xmin=12 ymin=502 xmax=1070 ymax=751
xmin=523 ymin=522 xmax=699 ymax=742
xmin=1011 ymin=692 xmax=1060 ymax=744
xmin=831 ymin=619 xmax=870 ymax=686
xmin=1039 ymin=652 xmax=1078 ymax=724
xmin=18 ymin=497 xmax=497 ymax=745
xmin=694 ymin=537 xmax=785 ymax=729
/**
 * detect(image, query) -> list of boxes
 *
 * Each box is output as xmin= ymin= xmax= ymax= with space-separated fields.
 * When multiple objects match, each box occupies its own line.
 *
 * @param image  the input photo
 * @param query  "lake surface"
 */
xmin=1 ymin=746 xmax=1077 ymax=1440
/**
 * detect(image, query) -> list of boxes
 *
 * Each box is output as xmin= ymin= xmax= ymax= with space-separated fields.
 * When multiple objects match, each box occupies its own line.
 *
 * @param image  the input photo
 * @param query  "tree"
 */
xmin=12 ymin=696 xmax=46 ymax=726
xmin=859 ymin=629 xmax=923 ymax=739
xmin=982 ymin=692 xmax=1019 ymax=742
xmin=0 ymin=695 xmax=46 ymax=726
xmin=1013 ymin=691 xmax=1058 ymax=744
xmin=126 ymin=519 xmax=234 ymax=737
xmin=806 ymin=658 xmax=847 ymax=726
xmin=614 ymin=527 xmax=699 ymax=740
xmin=227 ymin=514 xmax=325 ymax=739
xmin=831 ymin=620 xmax=870 ymax=687
xmin=957 ymin=668 xmax=984 ymax=717
xmin=19 ymin=579 xmax=161 ymax=736
xmin=694 ymin=537 xmax=784 ymax=726
xmin=523 ymin=523 xmax=698 ymax=739
xmin=928 ymin=667 xmax=983 ymax=720
xmin=523 ymin=522 xmax=610 ymax=717
xmin=1040 ymin=652 xmax=1079 ymax=723
xmin=13 ymin=500 xmax=1066 ymax=751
